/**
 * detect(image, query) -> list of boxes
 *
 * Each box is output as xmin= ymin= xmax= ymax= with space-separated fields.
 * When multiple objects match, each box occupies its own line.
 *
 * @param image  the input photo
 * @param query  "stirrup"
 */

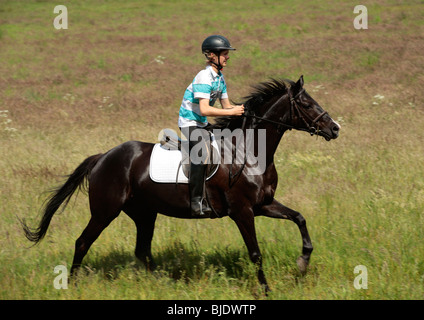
xmin=191 ymin=197 xmax=211 ymax=217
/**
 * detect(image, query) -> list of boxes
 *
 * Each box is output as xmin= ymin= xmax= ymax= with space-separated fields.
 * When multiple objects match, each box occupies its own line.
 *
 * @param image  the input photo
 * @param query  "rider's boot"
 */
xmin=189 ymin=163 xmax=212 ymax=217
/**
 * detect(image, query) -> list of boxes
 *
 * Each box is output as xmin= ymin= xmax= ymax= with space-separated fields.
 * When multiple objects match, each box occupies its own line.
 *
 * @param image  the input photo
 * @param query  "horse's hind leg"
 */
xmin=70 ymin=209 xmax=120 ymax=275
xmin=125 ymin=210 xmax=158 ymax=271
xmin=259 ymin=199 xmax=313 ymax=275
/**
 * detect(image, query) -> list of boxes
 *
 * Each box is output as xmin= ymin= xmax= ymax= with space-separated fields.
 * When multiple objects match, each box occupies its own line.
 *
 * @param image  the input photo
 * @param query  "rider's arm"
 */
xmin=199 ymin=98 xmax=244 ymax=117
xmin=220 ymin=98 xmax=234 ymax=109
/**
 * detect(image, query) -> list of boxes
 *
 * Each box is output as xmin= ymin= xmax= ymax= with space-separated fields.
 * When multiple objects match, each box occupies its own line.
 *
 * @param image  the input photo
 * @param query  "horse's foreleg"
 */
xmin=231 ymin=210 xmax=270 ymax=294
xmin=259 ymin=199 xmax=313 ymax=275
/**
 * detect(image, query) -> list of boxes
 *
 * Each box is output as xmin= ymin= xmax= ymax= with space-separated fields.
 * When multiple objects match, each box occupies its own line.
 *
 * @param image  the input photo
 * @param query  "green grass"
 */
xmin=1 ymin=0 xmax=423 ymax=300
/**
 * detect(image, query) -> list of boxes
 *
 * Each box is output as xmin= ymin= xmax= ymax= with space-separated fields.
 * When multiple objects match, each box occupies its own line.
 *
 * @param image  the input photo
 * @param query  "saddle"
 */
xmin=149 ymin=129 xmax=219 ymax=184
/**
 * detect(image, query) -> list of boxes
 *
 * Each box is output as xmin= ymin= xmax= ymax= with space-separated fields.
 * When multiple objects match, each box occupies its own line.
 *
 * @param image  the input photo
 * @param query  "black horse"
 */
xmin=22 ymin=75 xmax=340 ymax=293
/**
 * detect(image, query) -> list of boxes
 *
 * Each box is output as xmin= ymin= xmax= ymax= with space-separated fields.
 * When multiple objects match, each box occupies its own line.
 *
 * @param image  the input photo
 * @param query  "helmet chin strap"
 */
xmin=206 ymin=52 xmax=223 ymax=71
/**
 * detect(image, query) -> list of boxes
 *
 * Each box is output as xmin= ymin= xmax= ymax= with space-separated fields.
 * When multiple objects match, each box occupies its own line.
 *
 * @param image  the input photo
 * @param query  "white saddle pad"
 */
xmin=149 ymin=140 xmax=219 ymax=184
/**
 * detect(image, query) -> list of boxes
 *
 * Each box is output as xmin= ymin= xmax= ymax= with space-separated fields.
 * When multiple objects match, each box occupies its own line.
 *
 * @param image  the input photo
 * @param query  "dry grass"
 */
xmin=1 ymin=0 xmax=423 ymax=300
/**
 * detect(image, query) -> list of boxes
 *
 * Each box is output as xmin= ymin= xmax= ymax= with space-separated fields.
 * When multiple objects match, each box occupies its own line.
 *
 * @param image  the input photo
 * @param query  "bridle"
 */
xmin=243 ymin=88 xmax=328 ymax=136
xmin=289 ymin=89 xmax=328 ymax=135
xmin=228 ymin=86 xmax=328 ymax=184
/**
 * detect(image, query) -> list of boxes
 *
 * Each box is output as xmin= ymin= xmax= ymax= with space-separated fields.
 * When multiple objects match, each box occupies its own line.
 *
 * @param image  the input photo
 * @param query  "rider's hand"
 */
xmin=231 ymin=104 xmax=244 ymax=116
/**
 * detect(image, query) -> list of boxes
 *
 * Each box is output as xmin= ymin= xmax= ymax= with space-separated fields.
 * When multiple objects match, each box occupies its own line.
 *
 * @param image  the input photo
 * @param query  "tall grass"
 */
xmin=1 ymin=0 xmax=423 ymax=299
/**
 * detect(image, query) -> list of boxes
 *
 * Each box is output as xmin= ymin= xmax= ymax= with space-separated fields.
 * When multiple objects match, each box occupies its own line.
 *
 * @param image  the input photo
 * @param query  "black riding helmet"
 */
xmin=202 ymin=35 xmax=236 ymax=53
xmin=201 ymin=35 xmax=236 ymax=70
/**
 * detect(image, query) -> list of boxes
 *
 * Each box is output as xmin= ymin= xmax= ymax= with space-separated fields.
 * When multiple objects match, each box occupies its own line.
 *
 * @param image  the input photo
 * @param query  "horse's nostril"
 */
xmin=333 ymin=125 xmax=339 ymax=132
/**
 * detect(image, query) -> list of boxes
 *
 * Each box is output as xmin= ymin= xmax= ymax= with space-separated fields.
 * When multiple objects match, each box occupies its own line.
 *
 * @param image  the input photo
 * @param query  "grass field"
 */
xmin=1 ymin=0 xmax=423 ymax=300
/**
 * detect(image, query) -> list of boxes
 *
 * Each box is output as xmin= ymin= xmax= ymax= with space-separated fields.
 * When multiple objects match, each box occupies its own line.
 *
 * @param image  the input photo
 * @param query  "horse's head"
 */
xmin=211 ymin=76 xmax=340 ymax=141
xmin=288 ymin=76 xmax=340 ymax=141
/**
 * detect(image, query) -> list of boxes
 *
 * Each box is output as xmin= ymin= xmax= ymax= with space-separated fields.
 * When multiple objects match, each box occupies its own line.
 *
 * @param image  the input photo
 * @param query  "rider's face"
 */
xmin=210 ymin=50 xmax=230 ymax=69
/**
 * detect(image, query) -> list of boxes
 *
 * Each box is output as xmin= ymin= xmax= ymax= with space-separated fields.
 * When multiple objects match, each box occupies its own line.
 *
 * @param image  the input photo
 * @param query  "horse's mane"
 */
xmin=209 ymin=78 xmax=294 ymax=130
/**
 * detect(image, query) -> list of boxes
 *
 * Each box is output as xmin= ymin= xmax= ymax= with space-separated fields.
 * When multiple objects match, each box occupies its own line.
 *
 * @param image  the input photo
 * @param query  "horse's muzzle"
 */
xmin=319 ymin=119 xmax=340 ymax=141
xmin=327 ymin=120 xmax=341 ymax=140
xmin=331 ymin=120 xmax=341 ymax=138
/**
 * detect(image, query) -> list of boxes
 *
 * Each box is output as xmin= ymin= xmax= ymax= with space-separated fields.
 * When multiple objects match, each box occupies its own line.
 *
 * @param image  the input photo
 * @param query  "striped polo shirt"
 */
xmin=178 ymin=65 xmax=228 ymax=128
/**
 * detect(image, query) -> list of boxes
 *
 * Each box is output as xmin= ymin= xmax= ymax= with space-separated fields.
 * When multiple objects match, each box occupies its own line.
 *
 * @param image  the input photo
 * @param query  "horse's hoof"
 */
xmin=265 ymin=284 xmax=272 ymax=295
xmin=259 ymin=284 xmax=272 ymax=297
xmin=296 ymin=256 xmax=308 ymax=275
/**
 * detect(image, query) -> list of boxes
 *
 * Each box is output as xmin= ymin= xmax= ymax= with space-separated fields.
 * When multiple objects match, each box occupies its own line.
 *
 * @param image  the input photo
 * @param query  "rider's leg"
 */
xmin=181 ymin=126 xmax=212 ymax=217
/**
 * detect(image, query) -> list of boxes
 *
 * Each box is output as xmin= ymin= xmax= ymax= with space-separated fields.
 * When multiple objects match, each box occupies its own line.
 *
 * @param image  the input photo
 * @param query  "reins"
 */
xmin=228 ymin=115 xmax=247 ymax=185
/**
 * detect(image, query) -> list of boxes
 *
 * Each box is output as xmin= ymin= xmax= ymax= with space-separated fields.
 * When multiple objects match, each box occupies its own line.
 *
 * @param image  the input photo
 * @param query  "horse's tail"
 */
xmin=21 ymin=153 xmax=103 ymax=244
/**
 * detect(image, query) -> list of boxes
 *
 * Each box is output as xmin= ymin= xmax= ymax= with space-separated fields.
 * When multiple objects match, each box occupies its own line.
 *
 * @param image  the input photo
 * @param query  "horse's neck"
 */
xmin=248 ymin=110 xmax=287 ymax=160
xmin=262 ymin=126 xmax=286 ymax=166
xmin=233 ymin=124 xmax=286 ymax=173
xmin=250 ymin=99 xmax=291 ymax=165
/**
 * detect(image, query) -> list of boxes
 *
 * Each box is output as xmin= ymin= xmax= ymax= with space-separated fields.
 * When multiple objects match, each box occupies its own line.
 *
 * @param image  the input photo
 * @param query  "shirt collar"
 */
xmin=206 ymin=65 xmax=222 ymax=78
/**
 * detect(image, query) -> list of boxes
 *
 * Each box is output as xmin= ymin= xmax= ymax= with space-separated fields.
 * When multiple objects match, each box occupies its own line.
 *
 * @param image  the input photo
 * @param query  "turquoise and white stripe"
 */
xmin=178 ymin=65 xmax=228 ymax=128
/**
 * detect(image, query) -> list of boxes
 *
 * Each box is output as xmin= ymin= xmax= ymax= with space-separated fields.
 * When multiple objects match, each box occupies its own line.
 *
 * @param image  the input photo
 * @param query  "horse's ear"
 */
xmin=295 ymin=75 xmax=304 ymax=89
xmin=292 ymin=75 xmax=304 ymax=95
